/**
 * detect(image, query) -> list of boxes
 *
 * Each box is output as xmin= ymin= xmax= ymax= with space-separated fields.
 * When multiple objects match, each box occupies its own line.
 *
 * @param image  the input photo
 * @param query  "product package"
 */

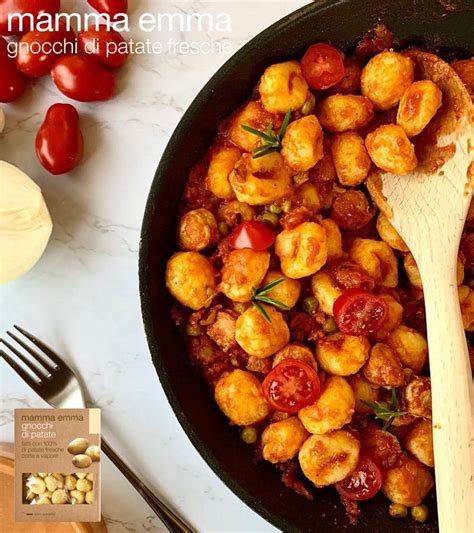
xmin=14 ymin=408 xmax=101 ymax=522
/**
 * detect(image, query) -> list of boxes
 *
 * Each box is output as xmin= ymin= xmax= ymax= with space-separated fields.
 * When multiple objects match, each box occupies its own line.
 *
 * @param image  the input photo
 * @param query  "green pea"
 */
xmin=411 ymin=505 xmax=428 ymax=523
xmin=198 ymin=346 xmax=214 ymax=360
xmin=323 ymin=317 xmax=338 ymax=333
xmin=389 ymin=503 xmax=408 ymax=518
xmin=218 ymin=222 xmax=230 ymax=236
xmin=281 ymin=199 xmax=291 ymax=213
xmin=302 ymin=296 xmax=319 ymax=314
xmin=301 ymin=94 xmax=316 ymax=116
xmin=269 ymin=203 xmax=283 ymax=215
xmin=259 ymin=212 xmax=279 ymax=228
xmin=241 ymin=427 xmax=258 ymax=444
xmin=186 ymin=324 xmax=202 ymax=337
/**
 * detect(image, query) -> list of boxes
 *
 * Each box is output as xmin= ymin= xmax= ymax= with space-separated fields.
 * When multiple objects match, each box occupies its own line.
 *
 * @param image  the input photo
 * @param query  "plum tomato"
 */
xmin=0 ymin=0 xmax=61 ymax=36
xmin=87 ymin=0 xmax=128 ymax=17
xmin=333 ymin=288 xmax=388 ymax=336
xmin=262 ymin=359 xmax=321 ymax=413
xmin=51 ymin=55 xmax=116 ymax=102
xmin=36 ymin=103 xmax=84 ymax=175
xmin=16 ymin=23 xmax=76 ymax=78
xmin=0 ymin=36 xmax=26 ymax=102
xmin=335 ymin=452 xmax=384 ymax=501
xmin=301 ymin=43 xmax=345 ymax=90
xmin=228 ymin=221 xmax=275 ymax=251
xmin=78 ymin=25 xmax=129 ymax=68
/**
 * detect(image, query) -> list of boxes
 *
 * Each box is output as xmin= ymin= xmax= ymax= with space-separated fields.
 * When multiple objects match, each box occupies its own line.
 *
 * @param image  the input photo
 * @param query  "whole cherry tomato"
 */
xmin=228 ymin=221 xmax=275 ymax=251
xmin=87 ymin=0 xmax=128 ymax=17
xmin=0 ymin=0 xmax=61 ymax=36
xmin=0 ymin=37 xmax=26 ymax=102
xmin=78 ymin=25 xmax=128 ymax=68
xmin=262 ymin=359 xmax=321 ymax=413
xmin=335 ymin=453 xmax=384 ymax=501
xmin=333 ymin=288 xmax=388 ymax=336
xmin=16 ymin=23 xmax=76 ymax=78
xmin=36 ymin=103 xmax=84 ymax=175
xmin=301 ymin=43 xmax=345 ymax=90
xmin=51 ymin=55 xmax=116 ymax=102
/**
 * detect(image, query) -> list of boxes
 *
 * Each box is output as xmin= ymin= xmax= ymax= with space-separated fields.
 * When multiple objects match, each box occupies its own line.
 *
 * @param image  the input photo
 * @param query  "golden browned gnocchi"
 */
xmin=273 ymin=343 xmax=317 ymax=369
xmin=397 ymin=80 xmax=443 ymax=137
xmin=316 ymin=333 xmax=370 ymax=376
xmin=235 ymin=305 xmax=290 ymax=358
xmin=349 ymin=238 xmax=398 ymax=287
xmin=311 ymin=271 xmax=342 ymax=315
xmin=219 ymin=249 xmax=270 ymax=302
xmin=298 ymin=430 xmax=360 ymax=487
xmin=318 ymin=94 xmax=374 ymax=132
xmin=214 ymin=369 xmax=271 ymax=425
xmin=206 ymin=146 xmax=241 ymax=199
xmin=376 ymin=213 xmax=408 ymax=252
xmin=275 ymin=222 xmax=328 ymax=279
xmin=404 ymin=419 xmax=434 ymax=467
xmin=281 ymin=115 xmax=324 ymax=172
xmin=259 ymin=61 xmax=310 ymax=113
xmin=372 ymin=293 xmax=403 ymax=341
xmin=166 ymin=252 xmax=217 ymax=310
xmin=386 ymin=325 xmax=428 ymax=373
xmin=261 ymin=417 xmax=308 ymax=463
xmin=178 ymin=208 xmax=219 ymax=251
xmin=363 ymin=343 xmax=404 ymax=387
xmin=331 ymin=132 xmax=371 ymax=187
xmin=260 ymin=270 xmax=301 ymax=309
xmin=295 ymin=181 xmax=323 ymax=213
xmin=348 ymin=375 xmax=380 ymax=414
xmin=403 ymin=376 xmax=432 ymax=419
xmin=229 ymin=152 xmax=293 ymax=206
xmin=298 ymin=376 xmax=355 ymax=434
xmin=361 ymin=51 xmax=414 ymax=110
xmin=228 ymin=100 xmax=280 ymax=153
xmin=320 ymin=219 xmax=343 ymax=261
xmin=365 ymin=124 xmax=417 ymax=175
xmin=382 ymin=456 xmax=434 ymax=507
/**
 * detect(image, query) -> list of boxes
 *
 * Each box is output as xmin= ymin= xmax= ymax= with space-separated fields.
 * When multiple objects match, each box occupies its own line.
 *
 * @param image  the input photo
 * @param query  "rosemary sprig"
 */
xmin=241 ymin=109 xmax=292 ymax=159
xmin=361 ymin=388 xmax=407 ymax=431
xmin=251 ymin=277 xmax=290 ymax=323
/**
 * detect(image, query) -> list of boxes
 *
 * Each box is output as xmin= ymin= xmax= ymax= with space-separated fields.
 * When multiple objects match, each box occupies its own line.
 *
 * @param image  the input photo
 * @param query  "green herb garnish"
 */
xmin=251 ymin=277 xmax=290 ymax=323
xmin=361 ymin=388 xmax=407 ymax=431
xmin=241 ymin=109 xmax=292 ymax=159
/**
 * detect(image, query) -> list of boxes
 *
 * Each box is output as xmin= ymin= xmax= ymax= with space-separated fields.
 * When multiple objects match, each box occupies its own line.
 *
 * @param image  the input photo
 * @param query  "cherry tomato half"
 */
xmin=16 ymin=23 xmax=76 ymax=78
xmin=333 ymin=288 xmax=387 ymax=336
xmin=336 ymin=453 xmax=384 ymax=501
xmin=36 ymin=103 xmax=84 ymax=175
xmin=228 ymin=221 xmax=275 ymax=251
xmin=78 ymin=25 xmax=129 ymax=69
xmin=51 ymin=55 xmax=116 ymax=102
xmin=301 ymin=43 xmax=345 ymax=90
xmin=0 ymin=36 xmax=26 ymax=102
xmin=262 ymin=359 xmax=321 ymax=414
xmin=0 ymin=0 xmax=61 ymax=36
xmin=87 ymin=0 xmax=128 ymax=17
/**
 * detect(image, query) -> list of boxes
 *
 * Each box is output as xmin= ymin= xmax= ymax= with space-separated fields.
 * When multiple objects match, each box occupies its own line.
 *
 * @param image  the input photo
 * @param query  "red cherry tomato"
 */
xmin=51 ymin=55 xmax=116 ymax=102
xmin=336 ymin=453 xmax=384 ymax=501
xmin=301 ymin=43 xmax=345 ymax=90
xmin=262 ymin=359 xmax=321 ymax=414
xmin=333 ymin=288 xmax=388 ymax=336
xmin=228 ymin=221 xmax=275 ymax=251
xmin=78 ymin=25 xmax=129 ymax=69
xmin=16 ymin=24 xmax=76 ymax=78
xmin=0 ymin=0 xmax=60 ymax=36
xmin=0 ymin=36 xmax=26 ymax=102
xmin=36 ymin=103 xmax=84 ymax=175
xmin=87 ymin=0 xmax=128 ymax=17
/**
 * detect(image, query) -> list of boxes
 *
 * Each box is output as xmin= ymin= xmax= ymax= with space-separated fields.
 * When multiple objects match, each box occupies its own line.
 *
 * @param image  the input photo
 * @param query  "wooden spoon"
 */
xmin=367 ymin=50 xmax=474 ymax=532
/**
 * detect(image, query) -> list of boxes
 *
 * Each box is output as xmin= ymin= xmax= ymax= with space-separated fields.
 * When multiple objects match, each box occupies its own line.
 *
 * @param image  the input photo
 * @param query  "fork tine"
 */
xmin=14 ymin=325 xmax=64 ymax=369
xmin=0 ymin=338 xmax=51 ymax=380
xmin=0 ymin=348 xmax=43 ymax=390
xmin=6 ymin=331 xmax=58 ymax=374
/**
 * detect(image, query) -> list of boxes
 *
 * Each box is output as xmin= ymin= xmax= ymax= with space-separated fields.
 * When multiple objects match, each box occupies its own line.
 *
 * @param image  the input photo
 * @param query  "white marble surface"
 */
xmin=0 ymin=1 xmax=310 ymax=531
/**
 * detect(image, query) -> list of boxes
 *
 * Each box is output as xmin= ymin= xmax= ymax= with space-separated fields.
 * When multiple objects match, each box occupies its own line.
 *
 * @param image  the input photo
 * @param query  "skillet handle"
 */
xmin=101 ymin=438 xmax=195 ymax=533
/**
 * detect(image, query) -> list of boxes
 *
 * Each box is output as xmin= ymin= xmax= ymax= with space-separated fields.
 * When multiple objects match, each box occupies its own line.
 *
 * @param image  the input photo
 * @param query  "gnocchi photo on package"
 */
xmin=14 ymin=408 xmax=101 ymax=522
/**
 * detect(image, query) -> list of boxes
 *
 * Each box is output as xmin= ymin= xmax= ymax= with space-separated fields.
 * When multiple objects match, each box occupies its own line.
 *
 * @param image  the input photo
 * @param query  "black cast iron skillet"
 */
xmin=139 ymin=1 xmax=474 ymax=530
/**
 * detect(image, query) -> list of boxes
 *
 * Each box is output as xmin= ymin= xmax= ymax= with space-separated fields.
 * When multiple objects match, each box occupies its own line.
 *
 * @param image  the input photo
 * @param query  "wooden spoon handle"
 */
xmin=419 ymin=262 xmax=473 ymax=532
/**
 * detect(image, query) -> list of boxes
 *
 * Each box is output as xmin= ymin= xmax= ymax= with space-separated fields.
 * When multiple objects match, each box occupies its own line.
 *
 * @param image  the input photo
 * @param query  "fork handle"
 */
xmin=101 ymin=438 xmax=194 ymax=533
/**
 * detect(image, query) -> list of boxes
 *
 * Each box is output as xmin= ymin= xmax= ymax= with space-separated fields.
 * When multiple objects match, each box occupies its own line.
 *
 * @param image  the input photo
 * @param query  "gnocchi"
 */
xmin=404 ymin=419 xmax=434 ymax=467
xmin=260 ymin=270 xmax=301 ymax=309
xmin=349 ymin=238 xmax=398 ymax=287
xmin=311 ymin=271 xmax=342 ymax=315
xmin=206 ymin=146 xmax=241 ymax=199
xmin=316 ymin=333 xmax=370 ymax=376
xmin=262 ymin=417 xmax=308 ymax=463
xmin=318 ymin=94 xmax=374 ymax=132
xmin=273 ymin=343 xmax=317 ymax=369
xmin=376 ymin=213 xmax=408 ymax=252
xmin=281 ymin=115 xmax=324 ymax=172
xmin=178 ymin=208 xmax=219 ymax=251
xmin=386 ymin=325 xmax=428 ymax=373
xmin=397 ymin=80 xmax=442 ymax=137
xmin=331 ymin=132 xmax=371 ymax=187
xmin=363 ymin=343 xmax=404 ymax=387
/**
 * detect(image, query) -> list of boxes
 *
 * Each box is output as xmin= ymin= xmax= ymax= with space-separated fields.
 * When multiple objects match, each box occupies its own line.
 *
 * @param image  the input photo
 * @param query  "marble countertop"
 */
xmin=0 ymin=1 xmax=310 ymax=531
